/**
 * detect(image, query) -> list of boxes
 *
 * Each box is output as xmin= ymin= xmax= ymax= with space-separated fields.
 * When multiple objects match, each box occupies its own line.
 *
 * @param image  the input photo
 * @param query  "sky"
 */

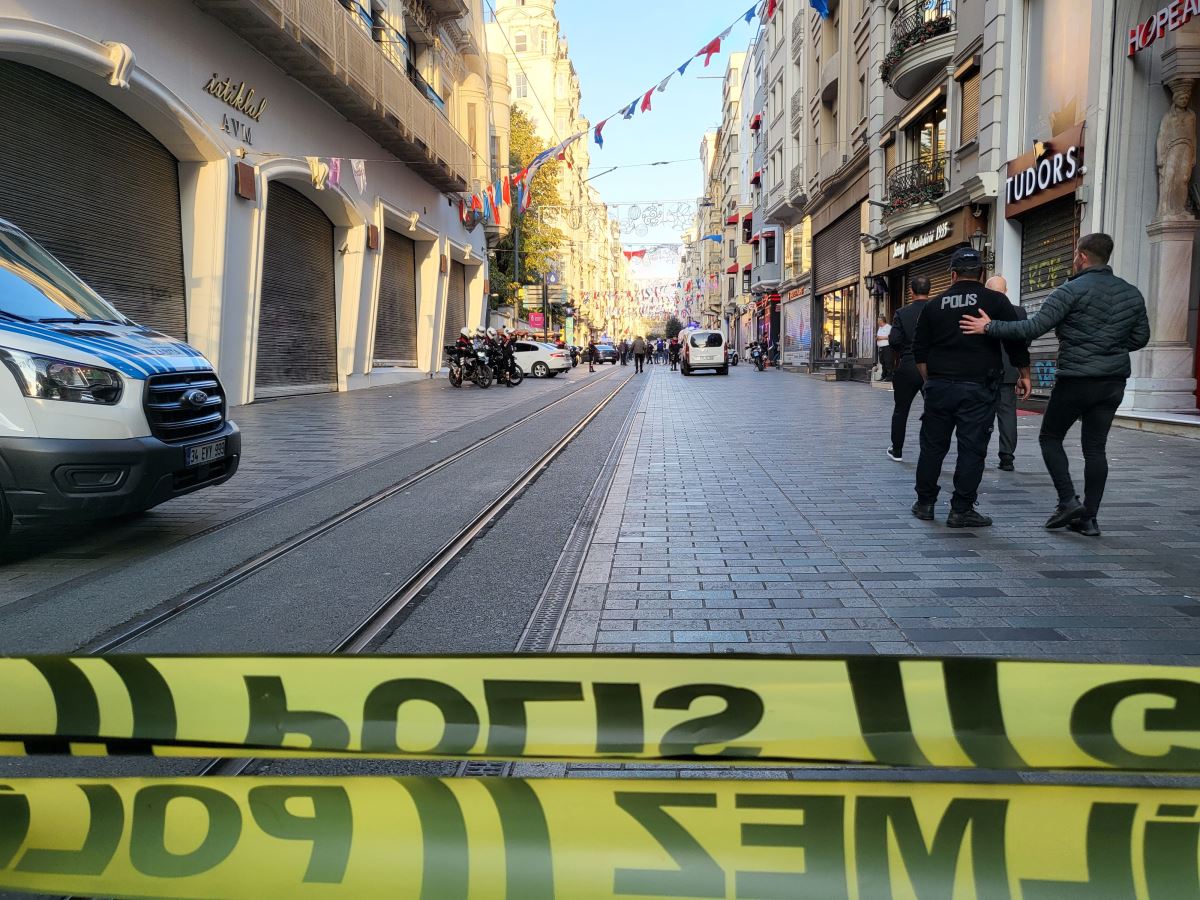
xmin=550 ymin=0 xmax=759 ymax=282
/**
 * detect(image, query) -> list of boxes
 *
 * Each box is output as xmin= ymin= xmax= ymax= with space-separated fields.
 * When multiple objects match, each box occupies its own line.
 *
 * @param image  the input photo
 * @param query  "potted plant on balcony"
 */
xmin=880 ymin=13 xmax=954 ymax=84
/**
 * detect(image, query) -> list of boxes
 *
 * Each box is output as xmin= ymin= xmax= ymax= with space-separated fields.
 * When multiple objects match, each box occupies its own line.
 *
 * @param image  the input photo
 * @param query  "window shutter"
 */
xmin=960 ymin=72 xmax=980 ymax=145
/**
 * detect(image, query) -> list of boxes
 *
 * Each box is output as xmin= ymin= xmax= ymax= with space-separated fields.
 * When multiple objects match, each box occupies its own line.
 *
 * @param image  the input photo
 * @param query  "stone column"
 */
xmin=1125 ymin=218 xmax=1200 ymax=412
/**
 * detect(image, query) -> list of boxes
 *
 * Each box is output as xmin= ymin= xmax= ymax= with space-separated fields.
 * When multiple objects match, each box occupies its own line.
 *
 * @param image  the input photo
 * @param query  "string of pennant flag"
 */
xmin=459 ymin=1 xmax=797 ymax=229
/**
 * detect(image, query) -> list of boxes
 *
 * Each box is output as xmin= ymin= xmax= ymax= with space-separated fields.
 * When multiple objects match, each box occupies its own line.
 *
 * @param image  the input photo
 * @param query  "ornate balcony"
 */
xmin=195 ymin=0 xmax=472 ymax=192
xmin=883 ymin=157 xmax=948 ymax=231
xmin=791 ymin=91 xmax=803 ymax=131
xmin=881 ymin=0 xmax=955 ymax=100
xmin=791 ymin=10 xmax=804 ymax=61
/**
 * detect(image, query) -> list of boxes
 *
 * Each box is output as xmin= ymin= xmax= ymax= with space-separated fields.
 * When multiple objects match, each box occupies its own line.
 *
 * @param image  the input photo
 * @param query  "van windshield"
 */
xmin=0 ymin=223 xmax=131 ymax=325
xmin=690 ymin=332 xmax=723 ymax=348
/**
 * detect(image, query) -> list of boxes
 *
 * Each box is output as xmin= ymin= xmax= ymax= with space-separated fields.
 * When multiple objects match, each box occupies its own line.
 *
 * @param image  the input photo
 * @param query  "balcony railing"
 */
xmin=791 ymin=10 xmax=804 ymax=59
xmin=195 ymin=0 xmax=472 ymax=193
xmin=791 ymin=92 xmax=803 ymax=130
xmin=881 ymin=0 xmax=954 ymax=85
xmin=884 ymin=157 xmax=948 ymax=215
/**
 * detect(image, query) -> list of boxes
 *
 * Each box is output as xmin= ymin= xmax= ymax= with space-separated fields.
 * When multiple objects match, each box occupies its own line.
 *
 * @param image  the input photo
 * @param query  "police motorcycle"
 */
xmin=445 ymin=328 xmax=493 ymax=389
xmin=749 ymin=341 xmax=767 ymax=372
xmin=489 ymin=328 xmax=524 ymax=388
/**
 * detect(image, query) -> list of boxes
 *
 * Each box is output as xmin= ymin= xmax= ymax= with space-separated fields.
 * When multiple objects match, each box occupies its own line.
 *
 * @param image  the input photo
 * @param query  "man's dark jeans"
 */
xmin=916 ymin=378 xmax=998 ymax=513
xmin=890 ymin=362 xmax=923 ymax=455
xmin=1039 ymin=377 xmax=1126 ymax=516
xmin=634 ymin=354 xmax=645 ymax=373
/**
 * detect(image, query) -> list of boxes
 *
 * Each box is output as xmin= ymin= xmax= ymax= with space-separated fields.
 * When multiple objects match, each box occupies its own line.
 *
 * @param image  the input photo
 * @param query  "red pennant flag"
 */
xmin=640 ymin=89 xmax=653 ymax=113
xmin=502 ymin=176 xmax=512 ymax=205
xmin=471 ymin=194 xmax=483 ymax=213
xmin=767 ymin=0 xmax=777 ymax=18
xmin=697 ymin=36 xmax=722 ymax=67
xmin=487 ymin=184 xmax=497 ymax=212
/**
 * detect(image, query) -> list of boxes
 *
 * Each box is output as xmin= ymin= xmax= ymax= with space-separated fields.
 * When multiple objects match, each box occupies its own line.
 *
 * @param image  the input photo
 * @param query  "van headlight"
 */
xmin=0 ymin=348 xmax=123 ymax=405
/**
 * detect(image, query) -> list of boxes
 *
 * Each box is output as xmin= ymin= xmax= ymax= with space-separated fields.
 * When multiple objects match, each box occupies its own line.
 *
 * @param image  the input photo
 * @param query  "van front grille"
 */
xmin=143 ymin=371 xmax=226 ymax=443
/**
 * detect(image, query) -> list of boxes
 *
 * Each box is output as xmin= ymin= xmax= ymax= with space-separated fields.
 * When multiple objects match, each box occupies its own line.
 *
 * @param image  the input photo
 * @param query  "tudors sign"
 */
xmin=1004 ymin=122 xmax=1085 ymax=219
xmin=1128 ymin=0 xmax=1199 ymax=56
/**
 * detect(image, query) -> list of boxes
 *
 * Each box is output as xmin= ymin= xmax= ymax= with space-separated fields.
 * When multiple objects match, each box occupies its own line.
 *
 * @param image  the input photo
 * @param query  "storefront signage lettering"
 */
xmin=1004 ymin=123 xmax=1086 ymax=219
xmin=221 ymin=115 xmax=254 ymax=145
xmin=1128 ymin=0 xmax=1200 ymax=56
xmin=204 ymin=74 xmax=269 ymax=121
xmin=891 ymin=221 xmax=952 ymax=260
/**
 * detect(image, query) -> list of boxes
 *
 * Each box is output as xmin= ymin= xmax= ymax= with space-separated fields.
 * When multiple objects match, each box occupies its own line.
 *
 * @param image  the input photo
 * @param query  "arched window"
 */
xmin=514 ymin=30 xmax=527 ymax=52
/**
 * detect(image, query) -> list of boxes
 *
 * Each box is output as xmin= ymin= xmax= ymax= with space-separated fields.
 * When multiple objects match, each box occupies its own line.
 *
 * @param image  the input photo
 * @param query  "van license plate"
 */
xmin=185 ymin=439 xmax=226 ymax=467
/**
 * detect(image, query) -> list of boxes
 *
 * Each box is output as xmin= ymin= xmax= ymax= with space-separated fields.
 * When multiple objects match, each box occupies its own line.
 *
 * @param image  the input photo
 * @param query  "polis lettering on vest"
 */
xmin=941 ymin=293 xmax=979 ymax=310
xmin=1128 ymin=0 xmax=1200 ymax=56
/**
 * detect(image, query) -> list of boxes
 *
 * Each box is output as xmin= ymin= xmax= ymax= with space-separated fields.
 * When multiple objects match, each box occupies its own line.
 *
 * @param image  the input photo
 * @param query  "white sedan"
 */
xmin=512 ymin=341 xmax=572 ymax=378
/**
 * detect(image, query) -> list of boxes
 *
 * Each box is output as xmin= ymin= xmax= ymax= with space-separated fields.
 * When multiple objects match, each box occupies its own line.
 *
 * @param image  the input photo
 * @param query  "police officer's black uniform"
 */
xmin=912 ymin=248 xmax=1030 ymax=526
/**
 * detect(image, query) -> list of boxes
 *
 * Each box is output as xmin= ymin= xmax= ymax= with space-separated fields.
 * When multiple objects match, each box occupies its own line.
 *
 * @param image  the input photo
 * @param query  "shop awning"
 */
xmin=725 ymin=263 xmax=739 ymax=274
xmin=750 ymin=170 xmax=762 ymax=185
xmin=742 ymin=212 xmax=753 ymax=221
xmin=750 ymin=113 xmax=763 ymax=130
xmin=725 ymin=214 xmax=739 ymax=225
xmin=751 ymin=232 xmax=761 ymax=243
xmin=743 ymin=263 xmax=752 ymax=272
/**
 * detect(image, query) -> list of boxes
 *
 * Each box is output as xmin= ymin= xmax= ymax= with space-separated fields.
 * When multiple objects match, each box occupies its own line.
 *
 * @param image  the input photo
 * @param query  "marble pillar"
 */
xmin=1125 ymin=218 xmax=1200 ymax=412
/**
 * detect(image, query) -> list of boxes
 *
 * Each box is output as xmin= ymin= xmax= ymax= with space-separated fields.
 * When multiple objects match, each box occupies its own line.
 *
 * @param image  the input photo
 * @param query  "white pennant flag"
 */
xmin=350 ymin=159 xmax=367 ymax=194
xmin=657 ymin=74 xmax=672 ymax=93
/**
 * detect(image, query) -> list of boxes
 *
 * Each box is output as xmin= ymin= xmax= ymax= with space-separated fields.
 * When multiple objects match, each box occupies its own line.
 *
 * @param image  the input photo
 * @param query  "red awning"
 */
xmin=725 ymin=263 xmax=739 ymax=274
xmin=750 ymin=170 xmax=762 ymax=185
xmin=724 ymin=214 xmax=739 ymax=225
xmin=751 ymin=232 xmax=761 ymax=243
xmin=743 ymin=263 xmax=752 ymax=272
xmin=750 ymin=113 xmax=763 ymax=130
xmin=742 ymin=212 xmax=753 ymax=221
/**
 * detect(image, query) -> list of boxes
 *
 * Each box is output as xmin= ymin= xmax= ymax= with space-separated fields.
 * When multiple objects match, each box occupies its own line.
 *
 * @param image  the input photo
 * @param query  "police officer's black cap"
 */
xmin=950 ymin=247 xmax=984 ymax=271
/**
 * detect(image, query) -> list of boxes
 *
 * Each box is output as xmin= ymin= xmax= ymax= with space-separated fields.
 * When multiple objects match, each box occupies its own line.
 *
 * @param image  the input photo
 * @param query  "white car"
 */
xmin=512 ymin=341 xmax=571 ymax=378
xmin=680 ymin=329 xmax=728 ymax=375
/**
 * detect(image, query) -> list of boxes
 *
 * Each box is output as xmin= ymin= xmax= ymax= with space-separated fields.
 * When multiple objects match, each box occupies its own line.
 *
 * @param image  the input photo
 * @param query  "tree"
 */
xmin=489 ymin=108 xmax=565 ymax=309
xmin=664 ymin=316 xmax=684 ymax=339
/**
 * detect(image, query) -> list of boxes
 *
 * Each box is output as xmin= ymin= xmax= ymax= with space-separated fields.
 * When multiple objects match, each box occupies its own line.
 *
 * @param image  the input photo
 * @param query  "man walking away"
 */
xmin=669 ymin=337 xmax=680 ymax=370
xmin=913 ymin=248 xmax=1031 ymax=528
xmin=619 ymin=338 xmax=628 ymax=366
xmin=961 ymin=233 xmax=1150 ymax=537
xmin=587 ymin=338 xmax=597 ymax=373
xmin=632 ymin=335 xmax=647 ymax=373
xmin=876 ymin=316 xmax=893 ymax=381
xmin=984 ymin=276 xmax=1028 ymax=472
xmin=886 ymin=277 xmax=932 ymax=462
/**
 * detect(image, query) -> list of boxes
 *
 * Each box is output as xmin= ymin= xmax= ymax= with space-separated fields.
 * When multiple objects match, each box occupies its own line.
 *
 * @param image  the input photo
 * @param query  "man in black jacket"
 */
xmin=886 ymin=276 xmax=931 ymax=462
xmin=985 ymin=275 xmax=1029 ymax=472
xmin=962 ymin=233 xmax=1150 ymax=537
xmin=912 ymin=248 xmax=1031 ymax=527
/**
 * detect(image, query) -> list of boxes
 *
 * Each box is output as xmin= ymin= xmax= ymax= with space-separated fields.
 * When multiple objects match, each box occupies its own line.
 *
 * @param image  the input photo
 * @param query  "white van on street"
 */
xmin=0 ymin=219 xmax=240 ymax=540
xmin=680 ymin=329 xmax=728 ymax=376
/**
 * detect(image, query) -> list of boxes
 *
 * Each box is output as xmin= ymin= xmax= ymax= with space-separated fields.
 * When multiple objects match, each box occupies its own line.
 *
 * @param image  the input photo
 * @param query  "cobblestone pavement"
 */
xmin=554 ymin=366 xmax=1200 ymax=663
xmin=0 ymin=364 xmax=616 ymax=605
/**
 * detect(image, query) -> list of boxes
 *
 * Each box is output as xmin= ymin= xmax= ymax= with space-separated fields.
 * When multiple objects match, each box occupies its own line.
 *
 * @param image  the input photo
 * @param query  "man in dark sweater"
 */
xmin=961 ymin=233 xmax=1150 ymax=537
xmin=886 ymin=276 xmax=932 ymax=462
xmin=912 ymin=247 xmax=1031 ymax=527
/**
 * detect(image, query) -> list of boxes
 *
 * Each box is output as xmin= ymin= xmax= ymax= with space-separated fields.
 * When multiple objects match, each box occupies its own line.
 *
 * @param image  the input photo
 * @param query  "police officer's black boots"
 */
xmin=947 ymin=507 xmax=994 ymax=528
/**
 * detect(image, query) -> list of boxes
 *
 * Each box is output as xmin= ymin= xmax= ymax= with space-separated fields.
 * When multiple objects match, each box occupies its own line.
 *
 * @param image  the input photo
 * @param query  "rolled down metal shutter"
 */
xmin=813 ymin=208 xmax=861 ymax=294
xmin=0 ymin=60 xmax=186 ymax=338
xmin=374 ymin=230 xmax=418 ymax=366
xmin=255 ymin=183 xmax=338 ymax=397
xmin=1020 ymin=195 xmax=1078 ymax=397
xmin=442 ymin=261 xmax=467 ymax=346
xmin=907 ymin=248 xmax=956 ymax=299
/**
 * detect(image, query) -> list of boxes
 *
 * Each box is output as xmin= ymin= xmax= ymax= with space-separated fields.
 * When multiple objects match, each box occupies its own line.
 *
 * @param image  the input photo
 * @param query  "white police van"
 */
xmin=0 ymin=218 xmax=239 ymax=540
xmin=679 ymin=328 xmax=728 ymax=376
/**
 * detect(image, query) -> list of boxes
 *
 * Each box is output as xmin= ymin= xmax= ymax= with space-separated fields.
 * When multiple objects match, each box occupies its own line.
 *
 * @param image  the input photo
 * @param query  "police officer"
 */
xmin=911 ymin=247 xmax=1031 ymax=527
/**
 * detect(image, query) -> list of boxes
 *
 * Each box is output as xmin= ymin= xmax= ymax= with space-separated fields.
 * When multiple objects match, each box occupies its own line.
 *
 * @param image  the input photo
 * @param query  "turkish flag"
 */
xmin=640 ymin=89 xmax=653 ymax=113
xmin=696 ymin=36 xmax=722 ymax=67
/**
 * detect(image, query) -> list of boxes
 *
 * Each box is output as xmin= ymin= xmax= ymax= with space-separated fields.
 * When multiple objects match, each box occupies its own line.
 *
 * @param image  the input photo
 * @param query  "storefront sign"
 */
xmin=528 ymin=312 xmax=545 ymax=329
xmin=204 ymin=74 xmax=269 ymax=121
xmin=1004 ymin=123 xmax=1085 ymax=219
xmin=870 ymin=207 xmax=984 ymax=275
xmin=1128 ymin=0 xmax=1199 ymax=56
xmin=891 ymin=220 xmax=953 ymax=261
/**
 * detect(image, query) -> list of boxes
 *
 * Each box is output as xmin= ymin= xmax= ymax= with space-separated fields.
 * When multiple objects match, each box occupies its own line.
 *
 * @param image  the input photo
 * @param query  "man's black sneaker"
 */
xmin=887 ymin=447 xmax=903 ymax=462
xmin=947 ymin=508 xmax=994 ymax=528
xmin=911 ymin=501 xmax=935 ymax=521
xmin=998 ymin=458 xmax=1015 ymax=472
xmin=1046 ymin=498 xmax=1086 ymax=529
xmin=1069 ymin=517 xmax=1101 ymax=537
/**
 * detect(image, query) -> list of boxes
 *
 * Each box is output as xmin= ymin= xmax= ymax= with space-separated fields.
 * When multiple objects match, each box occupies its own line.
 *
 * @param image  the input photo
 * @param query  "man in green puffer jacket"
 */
xmin=961 ymin=233 xmax=1150 ymax=537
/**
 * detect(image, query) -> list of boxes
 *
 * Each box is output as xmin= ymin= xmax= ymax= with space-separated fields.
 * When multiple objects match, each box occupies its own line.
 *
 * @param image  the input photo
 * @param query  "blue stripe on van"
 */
xmin=0 ymin=321 xmax=210 ymax=378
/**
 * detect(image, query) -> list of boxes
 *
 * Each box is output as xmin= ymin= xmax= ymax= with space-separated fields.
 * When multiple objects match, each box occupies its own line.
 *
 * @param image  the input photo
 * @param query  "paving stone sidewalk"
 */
xmin=555 ymin=367 xmax=1200 ymax=662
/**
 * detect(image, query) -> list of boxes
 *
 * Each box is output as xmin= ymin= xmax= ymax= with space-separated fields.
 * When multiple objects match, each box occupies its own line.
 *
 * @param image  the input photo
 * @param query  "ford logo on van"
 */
xmin=181 ymin=388 xmax=209 ymax=409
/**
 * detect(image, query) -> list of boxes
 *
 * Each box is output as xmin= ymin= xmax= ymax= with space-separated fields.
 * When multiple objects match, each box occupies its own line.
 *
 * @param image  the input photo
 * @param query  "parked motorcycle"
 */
xmin=750 ymin=344 xmax=766 ymax=372
xmin=445 ymin=343 xmax=493 ymax=388
xmin=490 ymin=342 xmax=525 ymax=387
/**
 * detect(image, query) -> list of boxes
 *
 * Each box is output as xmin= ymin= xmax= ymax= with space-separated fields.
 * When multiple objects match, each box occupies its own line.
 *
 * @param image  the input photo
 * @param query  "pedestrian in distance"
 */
xmin=984 ymin=275 xmax=1028 ymax=473
xmin=886 ymin=276 xmax=932 ymax=463
xmin=876 ymin=316 xmax=893 ymax=381
xmin=961 ymin=233 xmax=1150 ymax=537
xmin=912 ymin=247 xmax=1032 ymax=528
xmin=669 ymin=337 xmax=680 ymax=370
xmin=587 ymin=338 xmax=597 ymax=373
xmin=657 ymin=338 xmax=666 ymax=365
xmin=619 ymin=338 xmax=629 ymax=366
xmin=632 ymin=335 xmax=647 ymax=373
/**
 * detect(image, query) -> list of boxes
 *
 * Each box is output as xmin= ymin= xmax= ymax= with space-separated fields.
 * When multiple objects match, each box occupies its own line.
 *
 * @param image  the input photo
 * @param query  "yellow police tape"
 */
xmin=2 ymin=655 xmax=1199 ymax=770
xmin=0 ymin=776 xmax=1197 ymax=898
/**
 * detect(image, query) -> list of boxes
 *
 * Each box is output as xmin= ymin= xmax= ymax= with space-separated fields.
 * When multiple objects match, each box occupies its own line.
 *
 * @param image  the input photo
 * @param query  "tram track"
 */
xmin=79 ymin=368 xmax=627 ymax=655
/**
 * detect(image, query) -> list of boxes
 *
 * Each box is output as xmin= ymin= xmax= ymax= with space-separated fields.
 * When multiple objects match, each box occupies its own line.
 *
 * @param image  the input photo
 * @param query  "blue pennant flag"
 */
xmin=702 ymin=234 xmax=722 ymax=243
xmin=744 ymin=4 xmax=757 ymax=23
xmin=810 ymin=0 xmax=830 ymax=17
xmin=677 ymin=58 xmax=692 ymax=77
xmin=622 ymin=99 xmax=638 ymax=120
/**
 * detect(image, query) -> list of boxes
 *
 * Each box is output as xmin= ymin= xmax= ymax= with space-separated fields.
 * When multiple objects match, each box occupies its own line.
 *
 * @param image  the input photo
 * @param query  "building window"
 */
xmin=556 ymin=73 xmax=567 ymax=95
xmin=468 ymin=101 xmax=478 ymax=149
xmin=514 ymin=30 xmax=527 ymax=52
xmin=743 ymin=270 xmax=752 ymax=293
xmin=540 ymin=30 xmax=549 ymax=54
xmin=960 ymin=69 xmax=980 ymax=145
xmin=905 ymin=100 xmax=947 ymax=169
xmin=764 ymin=232 xmax=777 ymax=264
xmin=1025 ymin=0 xmax=1092 ymax=140
xmin=728 ymin=239 xmax=736 ymax=258
xmin=515 ymin=72 xmax=528 ymax=99
xmin=858 ymin=75 xmax=867 ymax=123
